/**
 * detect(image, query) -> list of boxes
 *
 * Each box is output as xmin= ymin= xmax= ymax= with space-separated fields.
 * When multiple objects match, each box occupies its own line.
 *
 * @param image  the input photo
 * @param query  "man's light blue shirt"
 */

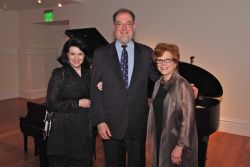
xmin=115 ymin=40 xmax=134 ymax=87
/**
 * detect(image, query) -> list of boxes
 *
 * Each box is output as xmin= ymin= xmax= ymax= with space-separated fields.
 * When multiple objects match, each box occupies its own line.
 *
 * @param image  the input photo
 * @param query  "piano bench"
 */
xmin=19 ymin=120 xmax=40 ymax=156
xmin=19 ymin=102 xmax=46 ymax=156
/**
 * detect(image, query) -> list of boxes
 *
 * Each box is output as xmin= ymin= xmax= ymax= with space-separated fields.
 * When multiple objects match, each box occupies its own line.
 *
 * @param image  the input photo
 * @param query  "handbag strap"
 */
xmin=47 ymin=67 xmax=65 ymax=113
xmin=61 ymin=67 xmax=65 ymax=89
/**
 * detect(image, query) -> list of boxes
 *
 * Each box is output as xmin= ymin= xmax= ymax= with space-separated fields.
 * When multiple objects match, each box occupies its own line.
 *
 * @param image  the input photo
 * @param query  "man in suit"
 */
xmin=91 ymin=8 xmax=198 ymax=167
xmin=91 ymin=8 xmax=159 ymax=167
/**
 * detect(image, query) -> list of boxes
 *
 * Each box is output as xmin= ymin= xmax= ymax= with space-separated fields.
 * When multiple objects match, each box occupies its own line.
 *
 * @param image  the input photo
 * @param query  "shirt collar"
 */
xmin=115 ymin=40 xmax=134 ymax=49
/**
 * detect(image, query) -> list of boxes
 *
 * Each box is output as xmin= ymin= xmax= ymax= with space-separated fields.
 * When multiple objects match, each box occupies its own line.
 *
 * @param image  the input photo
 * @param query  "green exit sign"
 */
xmin=43 ymin=10 xmax=54 ymax=22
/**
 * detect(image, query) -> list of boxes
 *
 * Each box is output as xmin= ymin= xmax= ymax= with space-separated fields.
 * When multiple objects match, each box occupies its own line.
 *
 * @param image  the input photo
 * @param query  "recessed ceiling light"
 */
xmin=58 ymin=3 xmax=62 ymax=7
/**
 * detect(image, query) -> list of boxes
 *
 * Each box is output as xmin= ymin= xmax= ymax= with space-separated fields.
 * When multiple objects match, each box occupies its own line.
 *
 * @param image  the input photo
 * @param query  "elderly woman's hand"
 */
xmin=171 ymin=145 xmax=183 ymax=165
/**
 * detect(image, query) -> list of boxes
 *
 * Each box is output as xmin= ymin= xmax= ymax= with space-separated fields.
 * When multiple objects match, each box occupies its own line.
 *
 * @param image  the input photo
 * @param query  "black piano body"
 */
xmin=179 ymin=61 xmax=223 ymax=167
xmin=65 ymin=28 xmax=223 ymax=167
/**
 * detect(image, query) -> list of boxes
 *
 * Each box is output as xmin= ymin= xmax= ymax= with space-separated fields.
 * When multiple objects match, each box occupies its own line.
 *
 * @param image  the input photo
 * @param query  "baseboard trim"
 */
xmin=219 ymin=117 xmax=250 ymax=137
xmin=19 ymin=89 xmax=46 ymax=99
xmin=0 ymin=89 xmax=19 ymax=100
xmin=0 ymin=89 xmax=46 ymax=100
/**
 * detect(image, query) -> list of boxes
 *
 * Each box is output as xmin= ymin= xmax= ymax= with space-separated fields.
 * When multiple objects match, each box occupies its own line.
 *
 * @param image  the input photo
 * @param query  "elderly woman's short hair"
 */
xmin=152 ymin=43 xmax=180 ymax=63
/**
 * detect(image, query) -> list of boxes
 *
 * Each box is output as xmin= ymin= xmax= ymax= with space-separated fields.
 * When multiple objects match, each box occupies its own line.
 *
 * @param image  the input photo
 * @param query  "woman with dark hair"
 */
xmin=147 ymin=43 xmax=198 ymax=167
xmin=46 ymin=37 xmax=93 ymax=167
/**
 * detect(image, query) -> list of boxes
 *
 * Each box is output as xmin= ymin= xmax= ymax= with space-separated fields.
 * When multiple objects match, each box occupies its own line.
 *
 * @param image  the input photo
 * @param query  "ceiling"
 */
xmin=0 ymin=0 xmax=83 ymax=11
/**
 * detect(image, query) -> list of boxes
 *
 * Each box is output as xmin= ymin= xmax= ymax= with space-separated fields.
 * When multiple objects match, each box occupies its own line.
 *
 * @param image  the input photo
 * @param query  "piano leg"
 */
xmin=198 ymin=135 xmax=209 ymax=167
xmin=34 ymin=137 xmax=39 ymax=156
xmin=23 ymin=134 xmax=28 ymax=152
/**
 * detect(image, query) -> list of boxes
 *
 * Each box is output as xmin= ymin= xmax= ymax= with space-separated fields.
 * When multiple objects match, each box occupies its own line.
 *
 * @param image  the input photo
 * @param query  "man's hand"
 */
xmin=97 ymin=122 xmax=112 ymax=140
xmin=79 ymin=99 xmax=91 ymax=108
xmin=97 ymin=82 xmax=103 ymax=91
xmin=190 ymin=84 xmax=198 ymax=99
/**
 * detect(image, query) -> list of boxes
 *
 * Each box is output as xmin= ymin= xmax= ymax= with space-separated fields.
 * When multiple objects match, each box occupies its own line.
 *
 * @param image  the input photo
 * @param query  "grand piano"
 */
xmin=65 ymin=27 xmax=223 ymax=167
xmin=179 ymin=58 xmax=223 ymax=167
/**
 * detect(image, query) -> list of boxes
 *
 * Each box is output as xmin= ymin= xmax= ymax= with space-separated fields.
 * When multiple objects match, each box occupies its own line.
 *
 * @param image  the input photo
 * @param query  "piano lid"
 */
xmin=178 ymin=62 xmax=223 ymax=98
xmin=65 ymin=27 xmax=109 ymax=54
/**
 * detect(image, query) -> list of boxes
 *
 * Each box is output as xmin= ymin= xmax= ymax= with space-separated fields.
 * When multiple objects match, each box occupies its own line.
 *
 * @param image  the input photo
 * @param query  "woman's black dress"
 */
xmin=47 ymin=66 xmax=93 ymax=167
xmin=153 ymin=83 xmax=169 ymax=167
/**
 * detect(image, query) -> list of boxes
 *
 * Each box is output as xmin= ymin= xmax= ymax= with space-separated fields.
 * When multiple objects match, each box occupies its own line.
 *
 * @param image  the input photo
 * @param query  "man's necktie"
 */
xmin=120 ymin=45 xmax=128 ymax=88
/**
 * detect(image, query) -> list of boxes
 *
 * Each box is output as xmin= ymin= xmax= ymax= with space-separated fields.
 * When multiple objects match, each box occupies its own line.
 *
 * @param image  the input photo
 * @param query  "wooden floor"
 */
xmin=0 ymin=98 xmax=250 ymax=167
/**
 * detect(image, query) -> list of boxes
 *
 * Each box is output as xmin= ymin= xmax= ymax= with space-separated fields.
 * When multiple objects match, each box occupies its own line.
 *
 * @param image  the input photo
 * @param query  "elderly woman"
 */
xmin=147 ymin=43 xmax=198 ymax=167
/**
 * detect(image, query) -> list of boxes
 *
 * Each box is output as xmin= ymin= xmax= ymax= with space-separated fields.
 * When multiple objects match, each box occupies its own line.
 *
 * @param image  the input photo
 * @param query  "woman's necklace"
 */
xmin=161 ymin=79 xmax=168 ymax=85
xmin=161 ymin=77 xmax=170 ymax=84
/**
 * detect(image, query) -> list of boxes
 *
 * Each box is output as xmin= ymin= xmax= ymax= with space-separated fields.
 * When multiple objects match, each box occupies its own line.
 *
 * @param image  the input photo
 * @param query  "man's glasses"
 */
xmin=156 ymin=58 xmax=174 ymax=64
xmin=115 ymin=22 xmax=134 ymax=29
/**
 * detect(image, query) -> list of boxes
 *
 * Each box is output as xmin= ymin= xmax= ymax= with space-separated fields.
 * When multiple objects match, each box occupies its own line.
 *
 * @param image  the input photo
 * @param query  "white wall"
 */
xmin=0 ymin=10 xmax=19 ymax=99
xmin=0 ymin=0 xmax=249 ymax=136
xmin=17 ymin=10 xmax=67 ymax=99
xmin=0 ymin=8 xmax=65 ymax=99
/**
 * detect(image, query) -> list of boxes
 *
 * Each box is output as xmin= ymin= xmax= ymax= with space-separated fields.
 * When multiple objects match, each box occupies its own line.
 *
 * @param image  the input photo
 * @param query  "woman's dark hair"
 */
xmin=57 ymin=37 xmax=90 ymax=69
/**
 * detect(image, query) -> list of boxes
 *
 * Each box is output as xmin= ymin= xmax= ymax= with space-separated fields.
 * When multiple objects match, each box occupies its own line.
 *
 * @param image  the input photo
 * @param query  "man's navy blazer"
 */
xmin=91 ymin=41 xmax=159 ymax=140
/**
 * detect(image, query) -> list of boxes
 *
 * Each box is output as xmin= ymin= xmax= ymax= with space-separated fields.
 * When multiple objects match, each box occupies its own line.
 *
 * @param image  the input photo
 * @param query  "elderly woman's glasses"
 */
xmin=156 ymin=58 xmax=174 ymax=64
